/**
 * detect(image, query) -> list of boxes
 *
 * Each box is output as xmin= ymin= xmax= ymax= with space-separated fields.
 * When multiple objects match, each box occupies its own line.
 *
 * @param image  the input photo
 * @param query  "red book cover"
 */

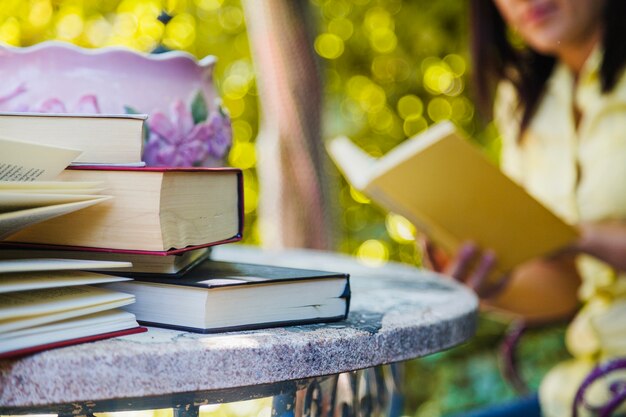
xmin=0 ymin=326 xmax=147 ymax=360
xmin=2 ymin=166 xmax=244 ymax=256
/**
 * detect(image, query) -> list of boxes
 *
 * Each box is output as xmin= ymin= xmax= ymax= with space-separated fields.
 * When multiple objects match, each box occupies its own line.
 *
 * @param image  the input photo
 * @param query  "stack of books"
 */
xmin=0 ymin=112 xmax=350 ymax=357
xmin=0 ymin=258 xmax=144 ymax=359
xmin=0 ymin=113 xmax=156 ymax=359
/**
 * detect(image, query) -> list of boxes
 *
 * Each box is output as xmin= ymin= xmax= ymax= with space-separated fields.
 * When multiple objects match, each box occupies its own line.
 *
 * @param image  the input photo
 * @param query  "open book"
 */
xmin=0 ymin=284 xmax=135 ymax=334
xmin=327 ymin=121 xmax=579 ymax=274
xmin=0 ymin=310 xmax=145 ymax=359
xmin=0 ymin=250 xmax=143 ymax=359
xmin=0 ymin=278 xmax=143 ymax=359
xmin=0 ymin=137 xmax=110 ymax=239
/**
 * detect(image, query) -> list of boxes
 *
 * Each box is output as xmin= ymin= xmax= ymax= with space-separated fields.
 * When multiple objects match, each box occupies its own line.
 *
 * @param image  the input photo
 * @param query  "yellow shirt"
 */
xmin=494 ymin=48 xmax=626 ymax=416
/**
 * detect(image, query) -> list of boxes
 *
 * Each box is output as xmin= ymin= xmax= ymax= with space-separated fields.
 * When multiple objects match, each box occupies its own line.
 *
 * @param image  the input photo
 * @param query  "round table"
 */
xmin=0 ymin=246 xmax=478 ymax=416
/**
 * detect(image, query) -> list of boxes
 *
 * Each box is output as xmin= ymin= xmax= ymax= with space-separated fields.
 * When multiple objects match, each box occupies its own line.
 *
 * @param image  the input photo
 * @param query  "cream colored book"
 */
xmin=5 ymin=167 xmax=243 ymax=253
xmin=0 ymin=285 xmax=135 ymax=333
xmin=0 ymin=258 xmax=132 ymax=273
xmin=0 ymin=136 xmax=81 ymax=181
xmin=0 ymin=191 xmax=109 ymax=209
xmin=0 ymin=248 xmax=209 ymax=275
xmin=327 ymin=121 xmax=579 ymax=274
xmin=0 ymin=113 xmax=146 ymax=164
xmin=0 ymin=309 xmax=140 ymax=356
xmin=0 ymin=270 xmax=131 ymax=293
xmin=0 ymin=180 xmax=102 ymax=191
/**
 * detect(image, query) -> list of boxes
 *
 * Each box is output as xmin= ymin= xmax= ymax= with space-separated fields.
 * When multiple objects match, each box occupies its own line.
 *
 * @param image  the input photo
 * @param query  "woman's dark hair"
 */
xmin=470 ymin=0 xmax=626 ymax=133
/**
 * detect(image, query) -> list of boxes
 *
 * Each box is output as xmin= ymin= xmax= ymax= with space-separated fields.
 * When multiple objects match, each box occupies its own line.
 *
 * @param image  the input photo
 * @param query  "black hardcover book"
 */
xmin=100 ymin=260 xmax=351 ymax=333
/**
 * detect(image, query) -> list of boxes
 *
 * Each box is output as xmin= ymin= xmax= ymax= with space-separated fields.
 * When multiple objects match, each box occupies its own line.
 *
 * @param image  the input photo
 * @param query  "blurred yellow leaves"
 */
xmin=371 ymin=56 xmax=410 ymax=83
xmin=398 ymin=95 xmax=425 ymax=136
xmin=0 ymin=0 xmax=164 ymax=49
xmin=328 ymin=17 xmax=353 ymax=40
xmin=228 ymin=142 xmax=255 ymax=170
xmin=3 ymin=0 xmax=478 ymax=262
xmin=386 ymin=213 xmax=416 ymax=243
xmin=349 ymin=186 xmax=370 ymax=204
xmin=28 ymin=0 xmax=53 ymax=29
xmin=217 ymin=5 xmax=244 ymax=33
xmin=422 ymin=55 xmax=465 ymax=96
xmin=312 ymin=0 xmax=474 ymax=264
xmin=357 ymin=239 xmax=389 ymax=267
xmin=364 ymin=7 xmax=396 ymax=54
xmin=315 ymin=33 xmax=344 ymax=59
xmin=0 ymin=17 xmax=20 ymax=45
xmin=162 ymin=13 xmax=194 ymax=49
xmin=0 ymin=0 xmax=250 ymax=52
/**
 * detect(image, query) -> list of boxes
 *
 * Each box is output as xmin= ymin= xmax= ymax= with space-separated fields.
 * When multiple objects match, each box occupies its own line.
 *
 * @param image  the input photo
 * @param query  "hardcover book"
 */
xmin=0 ymin=310 xmax=146 ymax=359
xmin=100 ymin=260 xmax=351 ymax=333
xmin=4 ymin=167 xmax=244 ymax=254
xmin=0 ymin=112 xmax=146 ymax=164
xmin=327 ymin=121 xmax=579 ymax=275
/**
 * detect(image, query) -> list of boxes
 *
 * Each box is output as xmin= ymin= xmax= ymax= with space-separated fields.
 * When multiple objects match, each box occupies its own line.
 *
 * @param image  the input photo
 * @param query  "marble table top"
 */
xmin=0 ymin=246 xmax=478 ymax=409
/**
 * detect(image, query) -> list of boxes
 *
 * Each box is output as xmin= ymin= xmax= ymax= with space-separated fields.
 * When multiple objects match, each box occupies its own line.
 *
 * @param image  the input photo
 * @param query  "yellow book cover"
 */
xmin=327 ymin=121 xmax=579 ymax=274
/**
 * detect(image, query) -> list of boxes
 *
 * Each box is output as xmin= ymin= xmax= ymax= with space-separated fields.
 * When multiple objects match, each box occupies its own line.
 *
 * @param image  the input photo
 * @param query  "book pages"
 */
xmin=0 ymin=180 xmax=103 ymax=191
xmin=0 ymin=192 xmax=109 ymax=210
xmin=0 ymin=196 xmax=111 ymax=240
xmin=0 ymin=309 xmax=139 ymax=354
xmin=0 ymin=137 xmax=113 ymax=239
xmin=0 ymin=285 xmax=134 ymax=333
xmin=0 ymin=136 xmax=81 ymax=181
xmin=0 ymin=270 xmax=131 ymax=293
xmin=0 ymin=258 xmax=132 ymax=273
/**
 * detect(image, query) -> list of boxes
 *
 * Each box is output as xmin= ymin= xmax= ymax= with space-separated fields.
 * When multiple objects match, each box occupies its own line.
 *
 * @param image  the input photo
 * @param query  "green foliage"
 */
xmin=313 ymin=0 xmax=496 ymax=265
xmin=124 ymin=105 xmax=152 ymax=144
xmin=191 ymin=91 xmax=209 ymax=124
xmin=405 ymin=316 xmax=570 ymax=416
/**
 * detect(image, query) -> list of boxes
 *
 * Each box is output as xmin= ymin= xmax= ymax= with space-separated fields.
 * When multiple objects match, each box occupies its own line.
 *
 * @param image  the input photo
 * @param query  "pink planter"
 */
xmin=0 ymin=41 xmax=231 ymax=167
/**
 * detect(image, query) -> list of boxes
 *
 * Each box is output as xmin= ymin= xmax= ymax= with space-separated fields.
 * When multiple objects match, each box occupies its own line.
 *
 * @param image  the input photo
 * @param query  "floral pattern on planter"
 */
xmin=0 ymin=41 xmax=231 ymax=167
xmin=142 ymin=94 xmax=232 ymax=167
xmin=0 ymin=83 xmax=102 ymax=114
xmin=36 ymin=95 xmax=102 ymax=114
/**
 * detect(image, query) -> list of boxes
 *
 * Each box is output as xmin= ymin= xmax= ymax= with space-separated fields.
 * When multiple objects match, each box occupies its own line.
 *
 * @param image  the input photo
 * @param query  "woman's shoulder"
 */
xmin=608 ymin=66 xmax=626 ymax=101
xmin=493 ymin=80 xmax=522 ymax=145
xmin=494 ymin=80 xmax=519 ymax=116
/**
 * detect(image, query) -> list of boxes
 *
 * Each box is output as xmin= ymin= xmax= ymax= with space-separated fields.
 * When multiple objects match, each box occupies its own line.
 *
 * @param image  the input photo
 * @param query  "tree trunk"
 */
xmin=243 ymin=0 xmax=335 ymax=249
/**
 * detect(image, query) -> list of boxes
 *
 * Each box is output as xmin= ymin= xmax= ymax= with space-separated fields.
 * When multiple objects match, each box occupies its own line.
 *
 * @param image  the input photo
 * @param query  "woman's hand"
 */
xmin=574 ymin=221 xmax=626 ymax=272
xmin=445 ymin=242 xmax=513 ymax=298
xmin=419 ymin=236 xmax=581 ymax=323
xmin=419 ymin=237 xmax=511 ymax=298
xmin=450 ymin=242 xmax=582 ymax=323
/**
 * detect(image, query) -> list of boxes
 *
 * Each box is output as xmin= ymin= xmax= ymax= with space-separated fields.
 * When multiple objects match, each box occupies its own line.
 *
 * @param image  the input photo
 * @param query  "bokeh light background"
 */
xmin=1 ymin=1 xmax=567 ymax=416
xmin=0 ymin=0 xmax=502 ymax=267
